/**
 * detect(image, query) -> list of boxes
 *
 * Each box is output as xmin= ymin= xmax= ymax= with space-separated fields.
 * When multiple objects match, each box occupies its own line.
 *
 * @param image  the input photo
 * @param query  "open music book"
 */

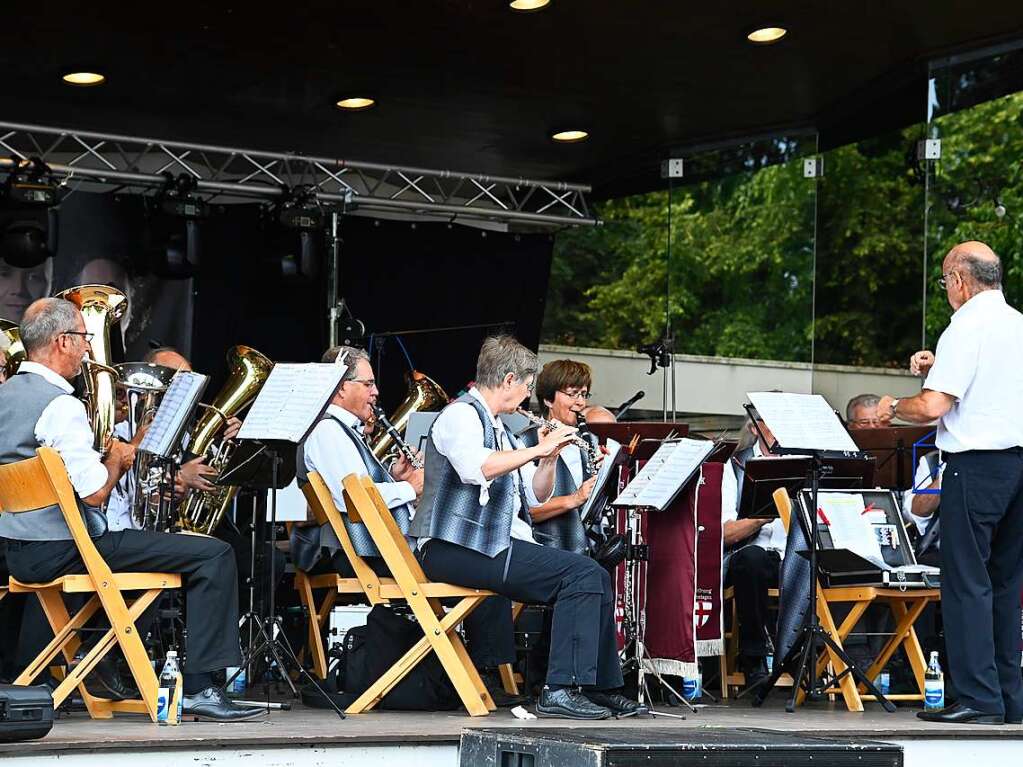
xmin=612 ymin=438 xmax=715 ymax=510
xmin=237 ymin=363 xmax=348 ymax=444
xmin=139 ymin=371 xmax=209 ymax=458
xmin=748 ymin=391 xmax=859 ymax=453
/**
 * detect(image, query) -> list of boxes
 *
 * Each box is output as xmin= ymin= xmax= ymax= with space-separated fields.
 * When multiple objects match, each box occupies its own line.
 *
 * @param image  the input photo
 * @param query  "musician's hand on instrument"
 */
xmin=178 ymin=457 xmax=218 ymax=493
xmin=223 ymin=417 xmax=243 ymax=442
xmin=910 ymin=350 xmax=935 ymax=377
xmin=390 ymin=450 xmax=420 ymax=481
xmin=405 ymin=467 xmax=425 ymax=497
xmin=535 ymin=425 xmax=577 ymax=458
xmin=108 ymin=439 xmax=136 ymax=473
xmin=574 ymin=476 xmax=598 ymax=505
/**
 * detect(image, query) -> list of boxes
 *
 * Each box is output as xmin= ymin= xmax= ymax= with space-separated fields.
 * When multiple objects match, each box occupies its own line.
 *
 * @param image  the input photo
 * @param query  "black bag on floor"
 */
xmin=0 ymin=685 xmax=53 ymax=742
xmin=335 ymin=606 xmax=460 ymax=711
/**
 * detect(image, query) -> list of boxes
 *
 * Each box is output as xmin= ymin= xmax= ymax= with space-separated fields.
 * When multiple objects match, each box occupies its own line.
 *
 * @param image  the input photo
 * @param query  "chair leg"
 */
xmin=296 ymin=573 xmax=330 ymax=680
xmin=499 ymin=664 xmax=519 ymax=696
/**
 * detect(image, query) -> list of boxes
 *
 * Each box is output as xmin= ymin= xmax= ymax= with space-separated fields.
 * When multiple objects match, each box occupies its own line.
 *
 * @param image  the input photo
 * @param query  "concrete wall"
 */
xmin=537 ymin=345 xmax=922 ymax=418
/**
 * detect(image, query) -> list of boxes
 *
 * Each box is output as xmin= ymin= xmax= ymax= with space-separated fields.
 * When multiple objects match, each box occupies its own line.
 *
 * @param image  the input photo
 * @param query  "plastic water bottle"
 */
xmin=157 ymin=651 xmax=182 ymax=725
xmin=924 ymin=651 xmax=944 ymax=711
xmin=765 ymin=635 xmax=775 ymax=675
xmin=226 ymin=666 xmax=247 ymax=695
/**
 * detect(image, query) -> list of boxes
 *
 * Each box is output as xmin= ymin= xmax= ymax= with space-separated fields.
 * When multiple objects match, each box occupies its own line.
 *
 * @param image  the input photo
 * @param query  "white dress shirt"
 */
xmin=720 ymin=443 xmax=788 ymax=556
xmin=901 ymin=454 xmax=943 ymax=535
xmin=429 ymin=387 xmax=546 ymax=544
xmin=924 ymin=289 xmax=1023 ymax=452
xmin=304 ymin=404 xmax=416 ymax=518
xmin=19 ymin=361 xmax=108 ymax=500
xmin=106 ymin=421 xmax=137 ymax=531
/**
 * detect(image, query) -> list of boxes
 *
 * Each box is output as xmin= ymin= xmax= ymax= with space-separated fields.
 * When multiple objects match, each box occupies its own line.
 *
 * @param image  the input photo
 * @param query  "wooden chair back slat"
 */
xmin=348 ymin=475 xmax=428 ymax=584
xmin=0 ymin=454 xmax=62 ymax=513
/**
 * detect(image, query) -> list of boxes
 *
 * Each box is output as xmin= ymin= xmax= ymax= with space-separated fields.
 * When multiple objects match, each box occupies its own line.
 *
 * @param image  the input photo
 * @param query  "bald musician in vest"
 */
xmin=0 ymin=298 xmax=262 ymax=722
xmin=878 ymin=241 xmax=1023 ymax=726
xmin=410 ymin=336 xmax=643 ymax=720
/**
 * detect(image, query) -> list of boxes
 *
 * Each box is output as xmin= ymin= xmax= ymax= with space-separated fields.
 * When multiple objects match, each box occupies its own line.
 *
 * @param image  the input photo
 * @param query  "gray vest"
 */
xmin=0 ymin=372 xmax=107 ymax=541
xmin=518 ymin=427 xmax=591 ymax=554
xmin=410 ymin=394 xmax=529 ymax=558
xmin=292 ymin=413 xmax=412 ymax=568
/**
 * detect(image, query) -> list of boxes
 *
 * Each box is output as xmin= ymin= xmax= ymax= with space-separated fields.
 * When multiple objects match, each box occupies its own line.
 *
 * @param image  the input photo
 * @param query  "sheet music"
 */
xmin=613 ymin=438 xmax=714 ymax=510
xmin=580 ymin=438 xmax=621 ymax=521
xmin=139 ymin=371 xmax=209 ymax=458
xmin=748 ymin=392 xmax=859 ymax=453
xmin=818 ymin=492 xmax=887 ymax=568
xmin=238 ymin=363 xmax=347 ymax=443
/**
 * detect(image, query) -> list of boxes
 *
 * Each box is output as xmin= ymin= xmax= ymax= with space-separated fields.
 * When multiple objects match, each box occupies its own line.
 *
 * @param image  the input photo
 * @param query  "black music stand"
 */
xmin=851 ymin=426 xmax=936 ymax=490
xmin=220 ymin=440 xmax=345 ymax=719
xmin=740 ymin=401 xmax=894 ymax=714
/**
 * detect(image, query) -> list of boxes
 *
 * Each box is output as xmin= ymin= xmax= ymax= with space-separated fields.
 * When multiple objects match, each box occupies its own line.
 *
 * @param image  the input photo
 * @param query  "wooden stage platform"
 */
xmin=3 ymin=698 xmax=1021 ymax=767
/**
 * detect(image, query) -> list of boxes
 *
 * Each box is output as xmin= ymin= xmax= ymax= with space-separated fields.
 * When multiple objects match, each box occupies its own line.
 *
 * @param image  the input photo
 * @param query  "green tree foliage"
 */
xmin=543 ymin=89 xmax=1023 ymax=367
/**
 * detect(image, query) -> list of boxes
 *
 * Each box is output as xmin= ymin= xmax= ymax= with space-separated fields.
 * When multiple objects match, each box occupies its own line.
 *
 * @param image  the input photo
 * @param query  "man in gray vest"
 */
xmin=0 ymin=297 xmax=262 ymax=722
xmin=411 ymin=335 xmax=643 ymax=720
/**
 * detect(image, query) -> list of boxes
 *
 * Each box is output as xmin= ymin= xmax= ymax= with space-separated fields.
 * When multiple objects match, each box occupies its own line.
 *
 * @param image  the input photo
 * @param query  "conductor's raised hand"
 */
xmin=910 ymin=350 xmax=935 ymax=377
xmin=535 ymin=425 xmax=577 ymax=459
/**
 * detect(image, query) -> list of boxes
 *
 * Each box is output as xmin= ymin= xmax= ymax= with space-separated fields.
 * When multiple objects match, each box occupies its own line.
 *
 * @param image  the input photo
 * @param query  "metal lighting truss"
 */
xmin=0 ymin=121 xmax=596 ymax=228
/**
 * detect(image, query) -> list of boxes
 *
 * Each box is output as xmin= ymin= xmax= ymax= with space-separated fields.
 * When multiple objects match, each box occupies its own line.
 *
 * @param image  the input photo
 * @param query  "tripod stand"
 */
xmin=750 ymin=452 xmax=896 ymax=713
xmin=224 ymin=443 xmax=345 ymax=718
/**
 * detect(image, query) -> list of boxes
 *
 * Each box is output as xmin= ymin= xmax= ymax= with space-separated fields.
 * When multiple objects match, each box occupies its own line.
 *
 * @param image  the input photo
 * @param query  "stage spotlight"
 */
xmin=263 ymin=187 xmax=324 ymax=279
xmin=336 ymin=97 xmax=376 ymax=110
xmin=552 ymin=129 xmax=589 ymax=143
xmin=1 ymin=158 xmax=60 ymax=268
xmin=747 ymin=26 xmax=787 ymax=44
xmin=141 ymin=174 xmax=207 ymax=277
xmin=510 ymin=0 xmax=550 ymax=11
xmin=62 ymin=71 xmax=106 ymax=86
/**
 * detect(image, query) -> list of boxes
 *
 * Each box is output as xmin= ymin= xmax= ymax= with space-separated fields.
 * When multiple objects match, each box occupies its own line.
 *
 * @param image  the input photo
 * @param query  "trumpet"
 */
xmin=516 ymin=409 xmax=599 ymax=475
xmin=371 ymin=405 xmax=423 ymax=469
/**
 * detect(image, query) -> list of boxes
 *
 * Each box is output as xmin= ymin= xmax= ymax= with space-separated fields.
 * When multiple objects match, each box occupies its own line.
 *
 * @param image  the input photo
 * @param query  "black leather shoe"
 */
xmin=73 ymin=654 xmax=138 ymax=701
xmin=183 ymin=687 xmax=268 ymax=722
xmin=584 ymin=690 xmax=649 ymax=718
xmin=480 ymin=670 xmax=530 ymax=708
xmin=917 ymin=703 xmax=1004 ymax=725
xmin=741 ymin=655 xmax=769 ymax=691
xmin=535 ymin=686 xmax=612 ymax=720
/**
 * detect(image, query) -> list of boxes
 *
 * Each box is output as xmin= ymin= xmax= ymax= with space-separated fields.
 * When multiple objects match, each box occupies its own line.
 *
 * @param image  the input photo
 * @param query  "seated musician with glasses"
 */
xmin=410 ymin=336 xmax=644 ymax=719
xmin=519 ymin=360 xmax=598 ymax=554
xmin=0 ymin=298 xmax=262 ymax=721
xmin=846 ymin=394 xmax=883 ymax=430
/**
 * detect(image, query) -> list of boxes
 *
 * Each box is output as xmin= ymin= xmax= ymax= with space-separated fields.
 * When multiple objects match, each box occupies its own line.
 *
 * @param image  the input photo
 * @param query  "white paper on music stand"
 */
xmin=817 ymin=492 xmax=887 ymax=568
xmin=580 ymin=437 xmax=622 ymax=521
xmin=267 ymin=478 xmax=309 ymax=523
xmin=238 ymin=363 xmax=347 ymax=443
xmin=139 ymin=371 xmax=209 ymax=458
xmin=747 ymin=392 xmax=859 ymax=453
xmin=613 ymin=438 xmax=714 ymax=510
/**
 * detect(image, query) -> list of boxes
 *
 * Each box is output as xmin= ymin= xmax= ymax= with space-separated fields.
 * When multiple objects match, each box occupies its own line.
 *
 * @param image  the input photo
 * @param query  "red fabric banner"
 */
xmin=695 ymin=461 xmax=724 ymax=656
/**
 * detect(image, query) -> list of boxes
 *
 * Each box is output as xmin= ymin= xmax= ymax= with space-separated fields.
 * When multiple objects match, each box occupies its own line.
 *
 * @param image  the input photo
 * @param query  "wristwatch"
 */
xmin=889 ymin=398 xmax=900 ymax=415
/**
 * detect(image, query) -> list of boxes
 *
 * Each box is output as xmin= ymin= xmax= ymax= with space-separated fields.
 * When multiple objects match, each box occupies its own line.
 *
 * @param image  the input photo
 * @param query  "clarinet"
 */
xmin=517 ymin=409 xmax=599 ymax=475
xmin=371 ymin=406 xmax=424 ymax=469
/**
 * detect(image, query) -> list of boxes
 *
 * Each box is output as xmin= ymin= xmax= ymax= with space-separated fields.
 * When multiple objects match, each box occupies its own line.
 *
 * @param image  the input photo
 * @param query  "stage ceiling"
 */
xmin=6 ymin=1 xmax=1023 ymax=199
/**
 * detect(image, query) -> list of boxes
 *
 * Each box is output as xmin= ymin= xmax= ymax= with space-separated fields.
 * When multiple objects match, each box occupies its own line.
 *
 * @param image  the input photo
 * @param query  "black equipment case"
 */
xmin=0 ymin=685 xmax=54 ymax=742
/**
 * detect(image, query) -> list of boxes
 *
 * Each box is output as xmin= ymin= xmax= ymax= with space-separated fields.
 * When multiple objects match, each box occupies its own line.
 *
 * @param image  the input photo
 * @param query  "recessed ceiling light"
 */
xmin=62 ymin=71 xmax=106 ymax=86
xmin=510 ymin=0 xmax=551 ymax=10
xmin=747 ymin=26 xmax=787 ymax=44
xmin=335 ymin=97 xmax=375 ymax=111
xmin=552 ymin=129 xmax=588 ymax=143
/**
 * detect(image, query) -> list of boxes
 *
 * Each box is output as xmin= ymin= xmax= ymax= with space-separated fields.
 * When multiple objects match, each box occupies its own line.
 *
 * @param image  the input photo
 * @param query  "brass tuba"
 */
xmin=1 ymin=319 xmax=26 ymax=380
xmin=370 ymin=370 xmax=448 ymax=462
xmin=179 ymin=345 xmax=274 ymax=534
xmin=57 ymin=285 xmax=128 ymax=454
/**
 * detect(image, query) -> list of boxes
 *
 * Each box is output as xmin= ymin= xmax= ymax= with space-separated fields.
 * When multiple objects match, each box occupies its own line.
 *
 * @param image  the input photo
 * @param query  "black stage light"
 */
xmin=1 ymin=158 xmax=59 ymax=268
xmin=267 ymin=186 xmax=323 ymax=279
xmin=142 ymin=174 xmax=208 ymax=277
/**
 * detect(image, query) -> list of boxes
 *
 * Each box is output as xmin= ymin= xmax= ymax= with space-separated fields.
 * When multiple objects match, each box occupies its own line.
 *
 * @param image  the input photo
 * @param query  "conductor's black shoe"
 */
xmin=480 ymin=670 xmax=530 ymax=708
xmin=917 ymin=703 xmax=1004 ymax=725
xmin=183 ymin=687 xmax=268 ymax=722
xmin=535 ymin=686 xmax=612 ymax=720
xmin=583 ymin=690 xmax=649 ymax=718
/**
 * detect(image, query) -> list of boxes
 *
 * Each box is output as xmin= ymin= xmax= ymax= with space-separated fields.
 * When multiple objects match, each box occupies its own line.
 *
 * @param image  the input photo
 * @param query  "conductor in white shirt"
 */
xmin=878 ymin=241 xmax=1023 ymax=725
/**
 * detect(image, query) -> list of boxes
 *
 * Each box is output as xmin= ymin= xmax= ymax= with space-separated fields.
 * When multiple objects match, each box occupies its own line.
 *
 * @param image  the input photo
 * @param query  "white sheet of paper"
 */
xmin=266 ymin=478 xmax=309 ymax=522
xmin=748 ymin=392 xmax=859 ymax=453
xmin=613 ymin=438 xmax=714 ymax=510
xmin=139 ymin=371 xmax=209 ymax=457
xmin=817 ymin=492 xmax=887 ymax=568
xmin=580 ymin=437 xmax=622 ymax=521
xmin=238 ymin=363 xmax=347 ymax=443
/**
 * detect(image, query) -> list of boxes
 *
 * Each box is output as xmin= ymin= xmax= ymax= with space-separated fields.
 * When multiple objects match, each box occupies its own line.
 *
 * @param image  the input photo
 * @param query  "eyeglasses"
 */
xmin=558 ymin=389 xmax=591 ymax=401
xmin=63 ymin=331 xmax=94 ymax=343
xmin=347 ymin=377 xmax=378 ymax=389
xmin=938 ymin=271 xmax=958 ymax=289
xmin=849 ymin=418 xmax=882 ymax=428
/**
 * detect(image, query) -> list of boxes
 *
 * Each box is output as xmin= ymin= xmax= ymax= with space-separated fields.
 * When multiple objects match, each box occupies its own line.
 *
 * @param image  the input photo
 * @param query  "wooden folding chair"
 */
xmin=293 ymin=470 xmax=401 ymax=679
xmin=772 ymin=487 xmax=939 ymax=712
xmin=339 ymin=474 xmax=498 ymax=716
xmin=718 ymin=584 xmax=790 ymax=698
xmin=0 ymin=447 xmax=182 ymax=722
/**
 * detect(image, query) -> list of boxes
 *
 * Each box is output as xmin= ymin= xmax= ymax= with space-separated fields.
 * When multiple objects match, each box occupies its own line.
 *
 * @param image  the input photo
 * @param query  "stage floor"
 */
xmin=5 ymin=698 xmax=1022 ymax=757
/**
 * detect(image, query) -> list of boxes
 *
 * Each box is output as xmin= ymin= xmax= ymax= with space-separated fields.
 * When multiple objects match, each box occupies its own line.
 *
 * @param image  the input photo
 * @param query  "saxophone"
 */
xmin=178 ymin=345 xmax=274 ymax=534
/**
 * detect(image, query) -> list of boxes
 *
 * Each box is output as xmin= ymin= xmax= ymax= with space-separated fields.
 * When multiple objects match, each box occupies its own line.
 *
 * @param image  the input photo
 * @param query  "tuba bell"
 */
xmin=1 ymin=319 xmax=26 ymax=380
xmin=57 ymin=285 xmax=128 ymax=454
xmin=179 ymin=345 xmax=274 ymax=534
xmin=370 ymin=370 xmax=448 ymax=463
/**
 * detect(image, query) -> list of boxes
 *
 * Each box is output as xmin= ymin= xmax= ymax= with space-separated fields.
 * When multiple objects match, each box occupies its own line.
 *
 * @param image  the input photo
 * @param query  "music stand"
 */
xmin=588 ymin=422 xmax=689 ymax=460
xmin=741 ymin=394 xmax=895 ymax=714
xmin=850 ymin=426 xmax=935 ymax=490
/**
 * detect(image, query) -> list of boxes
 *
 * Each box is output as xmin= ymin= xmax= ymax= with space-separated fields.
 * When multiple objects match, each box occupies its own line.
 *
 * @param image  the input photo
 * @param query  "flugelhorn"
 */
xmin=179 ymin=345 xmax=274 ymax=534
xmin=370 ymin=370 xmax=448 ymax=462
xmin=1 ymin=319 xmax=26 ymax=379
xmin=57 ymin=285 xmax=128 ymax=454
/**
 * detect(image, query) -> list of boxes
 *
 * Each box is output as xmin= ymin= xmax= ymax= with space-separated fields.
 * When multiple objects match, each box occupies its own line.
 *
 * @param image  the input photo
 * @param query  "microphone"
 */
xmin=614 ymin=390 xmax=645 ymax=419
